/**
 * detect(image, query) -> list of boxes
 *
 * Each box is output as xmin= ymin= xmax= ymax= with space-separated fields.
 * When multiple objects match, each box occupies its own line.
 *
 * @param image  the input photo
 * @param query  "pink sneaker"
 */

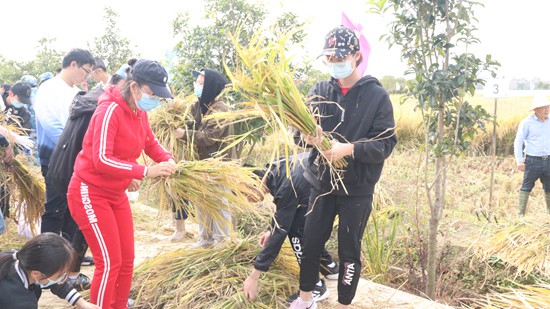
xmin=288 ymin=297 xmax=317 ymax=309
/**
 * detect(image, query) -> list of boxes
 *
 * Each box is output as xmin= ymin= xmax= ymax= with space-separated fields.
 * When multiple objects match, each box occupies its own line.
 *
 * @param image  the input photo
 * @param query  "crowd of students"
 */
xmin=0 ymin=24 xmax=397 ymax=309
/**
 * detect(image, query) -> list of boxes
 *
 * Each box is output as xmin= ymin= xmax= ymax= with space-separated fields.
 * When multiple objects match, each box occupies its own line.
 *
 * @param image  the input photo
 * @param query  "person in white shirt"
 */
xmin=89 ymin=57 xmax=111 ymax=88
xmin=34 ymin=48 xmax=95 ymax=291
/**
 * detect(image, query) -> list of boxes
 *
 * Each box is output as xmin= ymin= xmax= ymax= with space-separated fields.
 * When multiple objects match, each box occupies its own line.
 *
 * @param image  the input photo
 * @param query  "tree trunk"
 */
xmin=426 ymin=106 xmax=446 ymax=299
xmin=426 ymin=211 xmax=439 ymax=299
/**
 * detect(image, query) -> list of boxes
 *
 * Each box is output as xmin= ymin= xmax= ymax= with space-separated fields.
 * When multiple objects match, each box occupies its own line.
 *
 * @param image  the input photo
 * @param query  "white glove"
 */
xmin=14 ymin=135 xmax=35 ymax=150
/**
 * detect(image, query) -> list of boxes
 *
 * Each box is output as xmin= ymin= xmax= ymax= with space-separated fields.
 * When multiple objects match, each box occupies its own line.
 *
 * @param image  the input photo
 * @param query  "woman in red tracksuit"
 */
xmin=67 ymin=59 xmax=176 ymax=309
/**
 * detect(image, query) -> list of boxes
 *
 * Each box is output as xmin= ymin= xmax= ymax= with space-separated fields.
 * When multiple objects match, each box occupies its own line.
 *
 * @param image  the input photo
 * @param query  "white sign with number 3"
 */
xmin=484 ymin=79 xmax=509 ymax=99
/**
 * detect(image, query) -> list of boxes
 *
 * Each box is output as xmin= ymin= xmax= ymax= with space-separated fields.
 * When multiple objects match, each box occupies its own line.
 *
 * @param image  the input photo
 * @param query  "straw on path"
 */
xmin=132 ymin=239 xmax=299 ymax=308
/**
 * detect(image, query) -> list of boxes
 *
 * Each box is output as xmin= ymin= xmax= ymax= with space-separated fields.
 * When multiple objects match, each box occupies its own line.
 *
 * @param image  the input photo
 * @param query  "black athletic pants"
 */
xmin=299 ymin=187 xmax=373 ymax=305
xmin=40 ymin=165 xmax=88 ymax=272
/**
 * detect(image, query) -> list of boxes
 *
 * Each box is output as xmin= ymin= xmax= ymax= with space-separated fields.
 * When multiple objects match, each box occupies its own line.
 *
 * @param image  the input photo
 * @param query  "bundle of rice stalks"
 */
xmin=148 ymin=95 xmax=198 ymax=161
xmin=5 ymin=158 xmax=45 ymax=235
xmin=131 ymin=238 xmax=299 ymax=308
xmin=212 ymin=28 xmax=347 ymax=171
xmin=472 ymin=283 xmax=550 ymax=308
xmin=474 ymin=216 xmax=550 ymax=277
xmin=150 ymin=158 xmax=264 ymax=230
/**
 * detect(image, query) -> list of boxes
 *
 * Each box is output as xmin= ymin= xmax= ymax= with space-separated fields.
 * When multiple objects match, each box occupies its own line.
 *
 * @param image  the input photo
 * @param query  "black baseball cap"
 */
xmin=11 ymin=82 xmax=32 ymax=104
xmin=319 ymin=26 xmax=360 ymax=59
xmin=131 ymin=59 xmax=173 ymax=99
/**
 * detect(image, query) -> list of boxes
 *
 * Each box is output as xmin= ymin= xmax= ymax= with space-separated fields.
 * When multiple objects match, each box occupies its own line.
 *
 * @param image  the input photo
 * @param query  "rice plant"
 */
xmin=148 ymin=158 xmax=264 ymax=233
xmin=474 ymin=216 xmax=550 ymax=278
xmin=472 ymin=282 xmax=550 ymax=308
xmin=209 ymin=27 xmax=347 ymax=175
xmin=148 ymin=95 xmax=198 ymax=162
xmin=131 ymin=239 xmax=299 ymax=308
xmin=362 ymin=200 xmax=401 ymax=283
xmin=9 ymin=159 xmax=45 ymax=234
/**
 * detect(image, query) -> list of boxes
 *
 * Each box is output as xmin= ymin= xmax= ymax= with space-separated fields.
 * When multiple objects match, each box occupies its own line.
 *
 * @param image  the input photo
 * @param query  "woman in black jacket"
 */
xmin=0 ymin=232 xmax=98 ymax=309
xmin=291 ymin=26 xmax=397 ymax=309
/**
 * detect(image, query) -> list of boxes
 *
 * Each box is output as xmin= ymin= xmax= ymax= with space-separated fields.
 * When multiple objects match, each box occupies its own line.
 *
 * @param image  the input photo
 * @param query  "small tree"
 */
xmin=89 ymin=7 xmax=136 ymax=73
xmin=28 ymin=38 xmax=64 ymax=76
xmin=170 ymin=0 xmax=312 ymax=160
xmin=370 ymin=0 xmax=498 ymax=299
xmin=0 ymin=38 xmax=63 ymax=83
xmin=0 ymin=55 xmax=24 ymax=83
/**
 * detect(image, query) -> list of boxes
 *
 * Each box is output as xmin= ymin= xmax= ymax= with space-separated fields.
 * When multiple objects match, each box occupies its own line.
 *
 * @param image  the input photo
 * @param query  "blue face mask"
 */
xmin=194 ymin=85 xmax=203 ymax=98
xmin=328 ymin=58 xmax=355 ymax=80
xmin=36 ymin=273 xmax=67 ymax=288
xmin=11 ymin=99 xmax=24 ymax=108
xmin=136 ymin=89 xmax=161 ymax=112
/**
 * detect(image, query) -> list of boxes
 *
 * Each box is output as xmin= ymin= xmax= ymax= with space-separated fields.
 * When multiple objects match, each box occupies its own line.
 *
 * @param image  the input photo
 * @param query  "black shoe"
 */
xmin=320 ymin=261 xmax=339 ymax=280
xmin=286 ymin=291 xmax=299 ymax=303
xmin=312 ymin=279 xmax=329 ymax=301
xmin=285 ymin=279 xmax=328 ymax=303
xmin=69 ymin=273 xmax=91 ymax=291
xmin=81 ymin=255 xmax=94 ymax=266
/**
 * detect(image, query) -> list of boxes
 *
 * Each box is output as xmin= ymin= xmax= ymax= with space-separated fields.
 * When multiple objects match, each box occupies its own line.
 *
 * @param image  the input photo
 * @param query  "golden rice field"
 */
xmin=392 ymin=93 xmax=534 ymax=155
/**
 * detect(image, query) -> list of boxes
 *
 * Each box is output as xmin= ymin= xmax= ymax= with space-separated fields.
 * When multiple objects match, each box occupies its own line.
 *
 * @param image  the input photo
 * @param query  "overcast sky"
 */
xmin=0 ymin=0 xmax=547 ymax=80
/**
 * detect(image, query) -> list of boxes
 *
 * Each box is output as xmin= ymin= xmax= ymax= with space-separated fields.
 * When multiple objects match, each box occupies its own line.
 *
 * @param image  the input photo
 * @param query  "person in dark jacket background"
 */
xmin=0 ymin=132 xmax=14 ymax=231
xmin=0 ymin=82 xmax=31 ymax=225
xmin=0 ymin=232 xmax=99 ymax=309
xmin=4 ymin=81 xmax=33 ymax=131
xmin=290 ymin=26 xmax=397 ymax=309
xmin=173 ymin=68 xmax=236 ymax=248
xmin=46 ymin=86 xmax=105 ymax=291
xmin=243 ymin=152 xmax=338 ymax=303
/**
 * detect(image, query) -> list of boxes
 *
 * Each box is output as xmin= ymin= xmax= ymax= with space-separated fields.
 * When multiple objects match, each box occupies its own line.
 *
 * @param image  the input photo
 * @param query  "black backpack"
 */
xmin=46 ymin=87 xmax=103 ymax=195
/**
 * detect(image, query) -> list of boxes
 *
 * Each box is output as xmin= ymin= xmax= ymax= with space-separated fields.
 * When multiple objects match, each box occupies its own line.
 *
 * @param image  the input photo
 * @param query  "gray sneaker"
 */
xmin=68 ymin=273 xmax=91 ymax=291
xmin=190 ymin=238 xmax=213 ymax=249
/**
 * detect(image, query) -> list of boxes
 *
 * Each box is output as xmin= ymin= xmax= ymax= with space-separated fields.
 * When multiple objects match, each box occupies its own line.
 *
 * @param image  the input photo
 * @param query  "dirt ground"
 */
xmin=34 ymin=202 xmax=453 ymax=309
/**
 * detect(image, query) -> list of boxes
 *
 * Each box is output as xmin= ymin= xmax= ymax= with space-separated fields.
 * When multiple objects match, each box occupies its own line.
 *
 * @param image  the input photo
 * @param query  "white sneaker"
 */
xmin=288 ymin=297 xmax=317 ymax=309
xmin=286 ymin=280 xmax=328 ymax=303
xmin=190 ymin=238 xmax=213 ymax=249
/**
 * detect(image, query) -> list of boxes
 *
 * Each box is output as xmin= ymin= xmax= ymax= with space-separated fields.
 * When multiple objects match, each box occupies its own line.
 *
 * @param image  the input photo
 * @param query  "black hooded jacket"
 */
xmin=254 ymin=152 xmax=311 ymax=271
xmin=186 ymin=68 xmax=236 ymax=160
xmin=46 ymin=86 xmax=104 ymax=195
xmin=0 ymin=255 xmax=82 ymax=309
xmin=304 ymin=75 xmax=397 ymax=196
xmin=197 ymin=68 xmax=228 ymax=116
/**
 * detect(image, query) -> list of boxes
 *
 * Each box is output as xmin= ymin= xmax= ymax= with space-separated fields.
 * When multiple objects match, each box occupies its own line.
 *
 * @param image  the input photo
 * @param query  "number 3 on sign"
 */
xmin=484 ymin=79 xmax=509 ymax=99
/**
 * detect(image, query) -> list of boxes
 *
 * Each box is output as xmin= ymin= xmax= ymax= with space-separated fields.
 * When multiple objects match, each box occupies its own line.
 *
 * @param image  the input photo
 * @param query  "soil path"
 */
xmin=38 ymin=203 xmax=453 ymax=308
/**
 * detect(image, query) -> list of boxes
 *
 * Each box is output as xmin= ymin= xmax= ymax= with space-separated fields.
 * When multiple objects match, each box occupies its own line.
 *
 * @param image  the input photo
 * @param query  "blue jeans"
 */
xmin=0 ymin=209 xmax=5 ymax=234
xmin=521 ymin=155 xmax=550 ymax=192
xmin=172 ymin=200 xmax=189 ymax=220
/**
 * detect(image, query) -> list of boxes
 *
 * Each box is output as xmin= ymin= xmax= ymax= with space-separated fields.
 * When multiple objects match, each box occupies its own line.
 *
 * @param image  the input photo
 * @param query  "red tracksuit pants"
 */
xmin=67 ymin=179 xmax=134 ymax=309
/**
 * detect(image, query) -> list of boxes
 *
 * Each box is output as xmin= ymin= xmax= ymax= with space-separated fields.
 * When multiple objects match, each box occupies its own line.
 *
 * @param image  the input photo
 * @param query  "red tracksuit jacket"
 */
xmin=71 ymin=85 xmax=172 ymax=193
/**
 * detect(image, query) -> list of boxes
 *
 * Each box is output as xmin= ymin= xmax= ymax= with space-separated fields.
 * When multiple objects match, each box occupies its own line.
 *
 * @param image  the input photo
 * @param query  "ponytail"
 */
xmin=0 ymin=252 xmax=15 ymax=280
xmin=0 ymin=233 xmax=75 ymax=281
